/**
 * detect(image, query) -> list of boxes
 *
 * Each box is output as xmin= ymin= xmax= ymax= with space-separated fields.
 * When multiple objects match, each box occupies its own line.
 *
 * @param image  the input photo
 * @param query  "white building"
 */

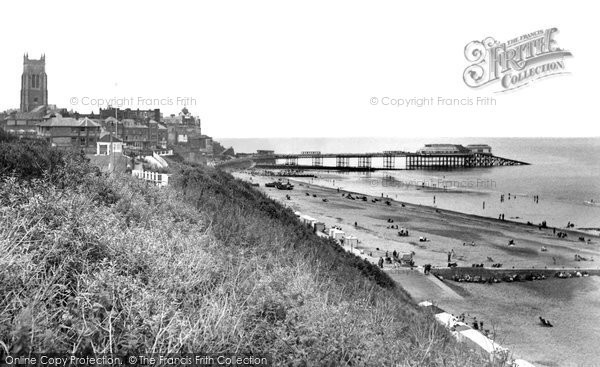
xmin=466 ymin=144 xmax=492 ymax=155
xmin=417 ymin=144 xmax=469 ymax=155
xmin=96 ymin=133 xmax=123 ymax=155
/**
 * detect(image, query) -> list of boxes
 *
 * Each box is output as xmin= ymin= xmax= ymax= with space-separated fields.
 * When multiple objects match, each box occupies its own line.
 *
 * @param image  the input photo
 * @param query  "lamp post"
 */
xmin=108 ymin=105 xmax=117 ymax=173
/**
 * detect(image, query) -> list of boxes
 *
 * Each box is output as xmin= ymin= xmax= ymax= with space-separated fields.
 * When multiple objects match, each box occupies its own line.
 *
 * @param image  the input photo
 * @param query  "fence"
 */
xmin=131 ymin=169 xmax=171 ymax=187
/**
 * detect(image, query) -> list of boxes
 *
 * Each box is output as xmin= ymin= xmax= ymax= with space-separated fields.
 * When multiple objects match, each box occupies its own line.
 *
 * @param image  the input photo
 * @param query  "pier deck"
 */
xmin=249 ymin=151 xmax=529 ymax=171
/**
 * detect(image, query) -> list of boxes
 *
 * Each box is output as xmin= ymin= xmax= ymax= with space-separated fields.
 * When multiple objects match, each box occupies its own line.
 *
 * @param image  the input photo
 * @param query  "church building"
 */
xmin=20 ymin=53 xmax=48 ymax=113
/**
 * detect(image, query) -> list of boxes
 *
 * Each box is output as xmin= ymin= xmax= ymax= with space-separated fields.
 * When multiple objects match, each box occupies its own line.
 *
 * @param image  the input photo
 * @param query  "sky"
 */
xmin=0 ymin=0 xmax=597 ymax=138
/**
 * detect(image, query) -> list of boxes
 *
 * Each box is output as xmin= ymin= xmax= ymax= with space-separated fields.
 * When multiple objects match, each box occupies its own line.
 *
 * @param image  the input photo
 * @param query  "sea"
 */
xmin=218 ymin=137 xmax=600 ymax=232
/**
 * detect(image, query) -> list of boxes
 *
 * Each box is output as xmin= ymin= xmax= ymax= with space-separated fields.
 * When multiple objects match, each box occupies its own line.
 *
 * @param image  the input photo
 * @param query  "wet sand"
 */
xmin=233 ymin=172 xmax=600 ymax=366
xmin=441 ymin=277 xmax=600 ymax=367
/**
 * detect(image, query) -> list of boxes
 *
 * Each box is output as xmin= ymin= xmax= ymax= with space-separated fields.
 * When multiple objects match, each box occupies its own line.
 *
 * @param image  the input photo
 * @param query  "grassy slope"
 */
xmin=0 ymin=132 xmax=492 ymax=366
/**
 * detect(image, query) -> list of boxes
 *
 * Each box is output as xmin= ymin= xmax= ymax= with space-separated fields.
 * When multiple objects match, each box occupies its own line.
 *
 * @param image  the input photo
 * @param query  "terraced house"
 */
xmin=101 ymin=117 xmax=167 ymax=150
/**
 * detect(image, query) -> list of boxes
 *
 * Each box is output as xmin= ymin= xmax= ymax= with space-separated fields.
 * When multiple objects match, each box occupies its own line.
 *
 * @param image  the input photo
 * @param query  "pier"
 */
xmin=249 ymin=148 xmax=529 ymax=171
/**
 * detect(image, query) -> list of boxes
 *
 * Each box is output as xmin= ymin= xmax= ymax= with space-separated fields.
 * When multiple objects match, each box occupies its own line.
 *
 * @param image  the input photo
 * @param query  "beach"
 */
xmin=233 ymin=171 xmax=600 ymax=366
xmin=221 ymin=137 xmax=600 ymax=232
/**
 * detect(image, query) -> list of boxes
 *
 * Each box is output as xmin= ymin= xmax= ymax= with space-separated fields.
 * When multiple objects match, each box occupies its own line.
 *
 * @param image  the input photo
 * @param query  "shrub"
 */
xmin=0 ymin=139 xmax=490 ymax=365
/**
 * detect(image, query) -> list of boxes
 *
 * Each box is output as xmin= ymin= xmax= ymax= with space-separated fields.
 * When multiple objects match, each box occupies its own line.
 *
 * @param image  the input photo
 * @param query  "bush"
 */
xmin=0 ymin=138 xmax=490 ymax=365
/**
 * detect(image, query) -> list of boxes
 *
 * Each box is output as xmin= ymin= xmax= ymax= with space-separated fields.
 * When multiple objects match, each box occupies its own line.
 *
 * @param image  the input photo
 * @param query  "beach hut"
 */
xmin=300 ymin=215 xmax=317 ymax=227
xmin=435 ymin=312 xmax=457 ymax=328
xmin=328 ymin=228 xmax=345 ymax=240
xmin=313 ymin=221 xmax=325 ymax=233
xmin=344 ymin=235 xmax=358 ymax=248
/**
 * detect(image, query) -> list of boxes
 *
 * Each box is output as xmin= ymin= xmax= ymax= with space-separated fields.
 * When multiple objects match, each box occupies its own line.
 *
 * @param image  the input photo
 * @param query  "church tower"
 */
xmin=20 ymin=53 xmax=48 ymax=112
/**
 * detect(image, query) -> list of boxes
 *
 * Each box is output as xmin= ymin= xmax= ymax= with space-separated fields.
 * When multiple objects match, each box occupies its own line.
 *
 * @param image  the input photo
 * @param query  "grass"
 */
xmin=0 ymin=130 xmax=497 ymax=365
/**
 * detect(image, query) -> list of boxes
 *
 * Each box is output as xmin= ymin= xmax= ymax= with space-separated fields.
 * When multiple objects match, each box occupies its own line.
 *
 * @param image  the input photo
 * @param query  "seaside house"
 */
xmin=2 ymin=106 xmax=46 ymax=138
xmin=37 ymin=116 xmax=101 ymax=153
xmin=105 ymin=118 xmax=168 ymax=151
xmin=96 ymin=133 xmax=123 ymax=155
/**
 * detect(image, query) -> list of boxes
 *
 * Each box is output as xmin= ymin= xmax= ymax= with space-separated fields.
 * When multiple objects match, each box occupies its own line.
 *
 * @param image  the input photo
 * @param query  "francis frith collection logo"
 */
xmin=463 ymin=28 xmax=572 ymax=92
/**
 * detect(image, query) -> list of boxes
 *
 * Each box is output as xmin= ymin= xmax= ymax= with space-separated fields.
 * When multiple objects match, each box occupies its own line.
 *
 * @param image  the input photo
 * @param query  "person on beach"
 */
xmin=447 ymin=251 xmax=452 ymax=262
xmin=378 ymin=257 xmax=384 ymax=268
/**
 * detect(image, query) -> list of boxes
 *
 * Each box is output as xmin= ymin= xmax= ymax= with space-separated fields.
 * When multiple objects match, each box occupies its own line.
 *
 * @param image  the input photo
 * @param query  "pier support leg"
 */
xmin=384 ymin=155 xmax=395 ymax=169
xmin=312 ymin=156 xmax=323 ymax=167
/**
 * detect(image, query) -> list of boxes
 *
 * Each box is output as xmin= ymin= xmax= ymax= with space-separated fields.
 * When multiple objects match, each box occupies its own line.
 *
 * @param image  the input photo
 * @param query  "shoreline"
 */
xmin=234 ymin=171 xmax=600 ymax=269
xmin=232 ymin=170 xmax=600 ymax=366
xmin=277 ymin=173 xmax=600 ymax=239
xmin=247 ymin=166 xmax=600 ymax=236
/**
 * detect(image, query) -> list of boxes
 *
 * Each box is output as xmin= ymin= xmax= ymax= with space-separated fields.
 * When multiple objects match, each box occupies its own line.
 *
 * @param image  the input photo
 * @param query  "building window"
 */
xmin=30 ymin=74 xmax=40 ymax=88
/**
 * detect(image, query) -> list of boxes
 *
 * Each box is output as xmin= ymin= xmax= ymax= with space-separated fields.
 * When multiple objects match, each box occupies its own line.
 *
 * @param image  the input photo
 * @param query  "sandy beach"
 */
xmin=233 ymin=171 xmax=600 ymax=366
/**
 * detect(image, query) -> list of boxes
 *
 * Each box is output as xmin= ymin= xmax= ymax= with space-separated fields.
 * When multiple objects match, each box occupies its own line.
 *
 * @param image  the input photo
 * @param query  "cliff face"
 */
xmin=0 ymin=131 xmax=487 ymax=365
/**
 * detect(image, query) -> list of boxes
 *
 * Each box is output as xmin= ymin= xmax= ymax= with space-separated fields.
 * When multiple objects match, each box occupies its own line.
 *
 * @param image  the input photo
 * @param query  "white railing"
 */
xmin=131 ymin=169 xmax=171 ymax=187
xmin=154 ymin=149 xmax=174 ymax=156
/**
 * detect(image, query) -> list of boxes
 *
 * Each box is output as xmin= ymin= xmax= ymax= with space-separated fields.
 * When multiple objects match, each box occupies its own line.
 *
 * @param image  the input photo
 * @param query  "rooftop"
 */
xmin=98 ymin=133 xmax=123 ymax=143
xmin=38 ymin=117 xmax=101 ymax=128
